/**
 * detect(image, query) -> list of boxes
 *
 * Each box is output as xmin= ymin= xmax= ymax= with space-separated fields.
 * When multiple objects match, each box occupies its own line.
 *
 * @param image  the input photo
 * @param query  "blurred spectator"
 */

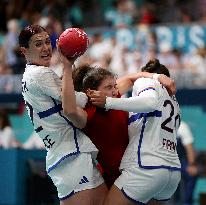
xmin=65 ymin=1 xmax=83 ymax=28
xmin=158 ymin=42 xmax=182 ymax=78
xmin=186 ymin=47 xmax=206 ymax=86
xmin=2 ymin=19 xmax=25 ymax=74
xmin=0 ymin=0 xmax=204 ymax=29
xmin=45 ymin=17 xmax=63 ymax=49
xmin=0 ymin=109 xmax=22 ymax=148
xmin=123 ymin=48 xmax=143 ymax=73
xmin=2 ymin=19 xmax=20 ymax=74
xmin=0 ymin=74 xmax=22 ymax=93
xmin=139 ymin=3 xmax=158 ymax=25
xmin=89 ymin=33 xmax=114 ymax=65
xmin=179 ymin=8 xmax=193 ymax=23
xmin=23 ymin=131 xmax=45 ymax=150
xmin=47 ymin=0 xmax=66 ymax=23
xmin=19 ymin=11 xmax=30 ymax=29
xmin=104 ymin=0 xmax=134 ymax=27
xmin=0 ymin=62 xmax=12 ymax=75
xmin=176 ymin=121 xmax=198 ymax=205
xmin=109 ymin=39 xmax=127 ymax=77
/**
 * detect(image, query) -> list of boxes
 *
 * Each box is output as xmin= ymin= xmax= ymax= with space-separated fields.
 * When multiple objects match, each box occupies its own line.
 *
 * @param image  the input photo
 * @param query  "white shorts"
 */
xmin=114 ymin=166 xmax=181 ymax=204
xmin=48 ymin=153 xmax=104 ymax=200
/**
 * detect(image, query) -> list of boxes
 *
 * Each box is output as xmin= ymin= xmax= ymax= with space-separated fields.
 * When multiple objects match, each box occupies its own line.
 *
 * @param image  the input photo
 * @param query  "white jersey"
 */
xmin=22 ymin=64 xmax=98 ymax=173
xmin=177 ymin=121 xmax=194 ymax=146
xmin=120 ymin=77 xmax=181 ymax=170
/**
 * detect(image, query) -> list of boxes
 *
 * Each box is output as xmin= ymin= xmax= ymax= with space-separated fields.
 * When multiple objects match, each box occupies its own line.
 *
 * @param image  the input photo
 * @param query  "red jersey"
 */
xmin=83 ymin=100 xmax=129 ymax=188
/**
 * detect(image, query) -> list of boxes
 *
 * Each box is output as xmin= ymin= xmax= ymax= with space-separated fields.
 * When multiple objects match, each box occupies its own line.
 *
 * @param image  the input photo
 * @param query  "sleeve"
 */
xmin=178 ymin=121 xmax=194 ymax=145
xmin=37 ymin=69 xmax=62 ymax=101
xmin=105 ymin=78 xmax=159 ymax=113
xmin=34 ymin=69 xmax=88 ymax=107
xmin=75 ymin=91 xmax=88 ymax=108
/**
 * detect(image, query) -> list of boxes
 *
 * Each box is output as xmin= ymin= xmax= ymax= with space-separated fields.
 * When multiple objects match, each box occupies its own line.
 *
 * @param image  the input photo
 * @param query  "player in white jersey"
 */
xmin=19 ymin=25 xmax=108 ymax=205
xmin=90 ymin=59 xmax=181 ymax=205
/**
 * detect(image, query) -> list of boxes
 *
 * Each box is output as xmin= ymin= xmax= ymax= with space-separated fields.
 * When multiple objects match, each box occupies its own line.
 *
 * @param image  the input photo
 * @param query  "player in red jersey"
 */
xmin=72 ymin=65 xmax=175 ymax=188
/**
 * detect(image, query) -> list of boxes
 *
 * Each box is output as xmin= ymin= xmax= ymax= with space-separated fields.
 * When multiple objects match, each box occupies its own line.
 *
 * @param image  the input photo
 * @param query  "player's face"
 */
xmin=97 ymin=76 xmax=118 ymax=97
xmin=24 ymin=31 xmax=52 ymax=67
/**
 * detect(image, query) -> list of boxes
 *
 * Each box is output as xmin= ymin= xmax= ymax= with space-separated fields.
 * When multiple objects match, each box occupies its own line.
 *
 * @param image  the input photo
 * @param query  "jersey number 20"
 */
xmin=161 ymin=100 xmax=180 ymax=133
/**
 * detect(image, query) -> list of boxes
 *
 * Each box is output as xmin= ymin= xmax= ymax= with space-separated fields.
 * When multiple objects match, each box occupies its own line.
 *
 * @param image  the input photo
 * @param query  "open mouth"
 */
xmin=41 ymin=54 xmax=51 ymax=60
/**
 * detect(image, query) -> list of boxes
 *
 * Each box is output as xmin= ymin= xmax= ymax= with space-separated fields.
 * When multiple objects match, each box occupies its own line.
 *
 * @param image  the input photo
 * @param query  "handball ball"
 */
xmin=58 ymin=28 xmax=89 ymax=58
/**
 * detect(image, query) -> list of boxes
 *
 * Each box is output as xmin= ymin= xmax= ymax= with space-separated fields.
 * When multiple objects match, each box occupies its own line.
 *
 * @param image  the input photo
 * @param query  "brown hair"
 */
xmin=19 ymin=25 xmax=46 ymax=48
xmin=141 ymin=58 xmax=170 ymax=77
xmin=72 ymin=65 xmax=115 ymax=92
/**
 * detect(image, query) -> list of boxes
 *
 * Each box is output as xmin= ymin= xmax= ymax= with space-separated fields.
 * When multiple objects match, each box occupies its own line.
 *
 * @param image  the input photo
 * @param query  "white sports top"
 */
xmin=106 ymin=77 xmax=181 ymax=170
xmin=22 ymin=64 xmax=97 ymax=173
xmin=177 ymin=121 xmax=194 ymax=146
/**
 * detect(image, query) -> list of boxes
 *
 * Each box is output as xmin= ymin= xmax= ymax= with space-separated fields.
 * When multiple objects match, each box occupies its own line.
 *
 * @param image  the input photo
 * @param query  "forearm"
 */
xmin=67 ymin=107 xmax=87 ymax=128
xmin=105 ymin=92 xmax=158 ymax=113
xmin=185 ymin=144 xmax=196 ymax=165
xmin=62 ymin=64 xmax=76 ymax=114
xmin=117 ymin=72 xmax=175 ymax=96
xmin=117 ymin=72 xmax=154 ymax=95
xmin=62 ymin=64 xmax=87 ymax=128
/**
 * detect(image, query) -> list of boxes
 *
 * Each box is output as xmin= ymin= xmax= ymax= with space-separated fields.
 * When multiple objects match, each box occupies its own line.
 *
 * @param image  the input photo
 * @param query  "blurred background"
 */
xmin=0 ymin=0 xmax=205 ymax=205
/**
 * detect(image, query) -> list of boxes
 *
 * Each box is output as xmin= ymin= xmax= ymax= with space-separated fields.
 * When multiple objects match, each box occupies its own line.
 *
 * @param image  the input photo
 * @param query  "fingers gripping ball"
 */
xmin=58 ymin=28 xmax=89 ymax=58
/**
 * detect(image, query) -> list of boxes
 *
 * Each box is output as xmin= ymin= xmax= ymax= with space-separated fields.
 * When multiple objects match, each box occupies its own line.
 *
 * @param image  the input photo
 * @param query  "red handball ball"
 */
xmin=58 ymin=28 xmax=89 ymax=58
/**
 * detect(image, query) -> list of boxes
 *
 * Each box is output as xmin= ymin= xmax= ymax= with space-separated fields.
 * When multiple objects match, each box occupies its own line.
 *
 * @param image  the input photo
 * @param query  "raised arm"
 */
xmin=116 ymin=72 xmax=153 ymax=95
xmin=117 ymin=72 xmax=176 ymax=96
xmin=60 ymin=55 xmax=87 ymax=129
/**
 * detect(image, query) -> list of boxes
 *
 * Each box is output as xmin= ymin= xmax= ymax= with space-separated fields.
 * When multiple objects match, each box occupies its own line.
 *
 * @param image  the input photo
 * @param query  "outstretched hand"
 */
xmin=87 ymin=90 xmax=107 ymax=108
xmin=158 ymin=74 xmax=176 ymax=96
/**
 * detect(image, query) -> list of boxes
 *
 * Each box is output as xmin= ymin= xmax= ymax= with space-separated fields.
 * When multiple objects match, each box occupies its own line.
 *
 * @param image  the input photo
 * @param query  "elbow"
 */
xmin=63 ymin=106 xmax=77 ymax=119
xmin=62 ymin=107 xmax=86 ymax=129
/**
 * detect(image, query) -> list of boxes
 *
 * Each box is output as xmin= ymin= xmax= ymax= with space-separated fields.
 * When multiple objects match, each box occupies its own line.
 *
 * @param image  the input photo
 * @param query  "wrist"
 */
xmin=63 ymin=61 xmax=73 ymax=70
xmin=152 ymin=73 xmax=161 ymax=81
xmin=105 ymin=96 xmax=111 ymax=110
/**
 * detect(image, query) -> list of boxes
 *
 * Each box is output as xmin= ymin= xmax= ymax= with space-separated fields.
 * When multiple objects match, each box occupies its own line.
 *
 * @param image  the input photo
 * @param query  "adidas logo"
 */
xmin=79 ymin=176 xmax=89 ymax=184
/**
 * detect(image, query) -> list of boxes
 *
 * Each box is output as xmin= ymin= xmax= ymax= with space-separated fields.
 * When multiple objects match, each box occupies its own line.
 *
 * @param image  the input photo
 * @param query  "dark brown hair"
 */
xmin=19 ymin=25 xmax=46 ymax=48
xmin=72 ymin=65 xmax=115 ymax=92
xmin=141 ymin=58 xmax=170 ymax=77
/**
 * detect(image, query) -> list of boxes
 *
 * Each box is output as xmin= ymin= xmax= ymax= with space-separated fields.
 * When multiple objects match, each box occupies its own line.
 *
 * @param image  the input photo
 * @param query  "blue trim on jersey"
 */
xmin=59 ymin=190 xmax=75 ymax=201
xmin=37 ymin=103 xmax=63 ymax=118
xmin=47 ymin=151 xmax=80 ymax=173
xmin=129 ymin=111 xmax=181 ymax=171
xmin=47 ymin=98 xmax=80 ymax=173
xmin=138 ymin=87 xmax=155 ymax=96
xmin=128 ymin=110 xmax=162 ymax=125
xmin=121 ymin=188 xmax=146 ymax=205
